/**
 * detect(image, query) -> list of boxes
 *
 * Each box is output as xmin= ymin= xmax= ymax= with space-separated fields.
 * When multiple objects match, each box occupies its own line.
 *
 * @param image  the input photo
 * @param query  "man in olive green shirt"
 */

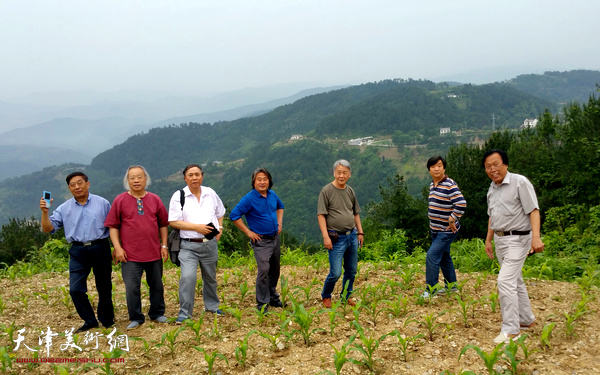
xmin=318 ymin=159 xmax=364 ymax=308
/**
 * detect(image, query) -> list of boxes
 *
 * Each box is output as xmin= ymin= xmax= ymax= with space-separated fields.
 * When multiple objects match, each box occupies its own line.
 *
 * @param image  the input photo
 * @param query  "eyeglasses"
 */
xmin=484 ymin=162 xmax=503 ymax=171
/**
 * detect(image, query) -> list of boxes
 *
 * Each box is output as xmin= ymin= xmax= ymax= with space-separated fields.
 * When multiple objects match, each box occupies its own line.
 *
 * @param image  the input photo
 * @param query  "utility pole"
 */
xmin=491 ymin=113 xmax=499 ymax=131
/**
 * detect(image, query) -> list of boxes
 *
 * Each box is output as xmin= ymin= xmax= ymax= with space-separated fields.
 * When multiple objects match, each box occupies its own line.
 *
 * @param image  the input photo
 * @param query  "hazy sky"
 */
xmin=1 ymin=0 xmax=599 ymax=99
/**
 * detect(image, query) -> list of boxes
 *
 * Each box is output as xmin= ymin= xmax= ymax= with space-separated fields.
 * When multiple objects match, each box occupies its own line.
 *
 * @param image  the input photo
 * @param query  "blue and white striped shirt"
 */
xmin=428 ymin=176 xmax=466 ymax=232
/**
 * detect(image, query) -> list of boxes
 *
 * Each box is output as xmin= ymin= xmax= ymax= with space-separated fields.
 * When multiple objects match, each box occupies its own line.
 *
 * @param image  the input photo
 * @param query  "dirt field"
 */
xmin=1 ymin=263 xmax=598 ymax=374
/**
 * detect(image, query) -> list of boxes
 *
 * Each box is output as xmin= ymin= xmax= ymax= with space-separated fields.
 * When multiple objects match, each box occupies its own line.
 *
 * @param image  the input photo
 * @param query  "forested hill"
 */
xmin=0 ymin=72 xmax=595 ymax=242
xmin=506 ymin=69 xmax=600 ymax=104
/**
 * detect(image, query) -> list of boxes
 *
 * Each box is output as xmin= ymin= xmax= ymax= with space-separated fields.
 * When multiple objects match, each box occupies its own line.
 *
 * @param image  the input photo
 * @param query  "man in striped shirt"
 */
xmin=423 ymin=155 xmax=467 ymax=297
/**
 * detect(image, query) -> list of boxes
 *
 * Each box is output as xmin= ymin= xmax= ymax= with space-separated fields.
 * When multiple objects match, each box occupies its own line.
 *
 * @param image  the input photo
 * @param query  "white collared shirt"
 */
xmin=168 ymin=185 xmax=225 ymax=239
xmin=487 ymin=171 xmax=539 ymax=232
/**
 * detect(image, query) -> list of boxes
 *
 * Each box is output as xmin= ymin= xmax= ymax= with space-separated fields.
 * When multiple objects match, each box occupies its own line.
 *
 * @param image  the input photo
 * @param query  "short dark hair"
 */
xmin=426 ymin=155 xmax=446 ymax=170
xmin=183 ymin=164 xmax=203 ymax=176
xmin=252 ymin=168 xmax=273 ymax=190
xmin=482 ymin=149 xmax=509 ymax=168
xmin=66 ymin=172 xmax=88 ymax=185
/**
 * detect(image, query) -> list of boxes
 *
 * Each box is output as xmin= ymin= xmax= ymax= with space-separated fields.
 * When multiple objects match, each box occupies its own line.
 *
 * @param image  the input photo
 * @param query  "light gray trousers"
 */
xmin=495 ymin=234 xmax=536 ymax=334
xmin=178 ymin=239 xmax=220 ymax=319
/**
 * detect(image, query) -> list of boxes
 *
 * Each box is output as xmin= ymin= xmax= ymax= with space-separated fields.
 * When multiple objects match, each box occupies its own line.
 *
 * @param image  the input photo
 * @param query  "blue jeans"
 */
xmin=425 ymin=230 xmax=458 ymax=289
xmin=321 ymin=229 xmax=358 ymax=300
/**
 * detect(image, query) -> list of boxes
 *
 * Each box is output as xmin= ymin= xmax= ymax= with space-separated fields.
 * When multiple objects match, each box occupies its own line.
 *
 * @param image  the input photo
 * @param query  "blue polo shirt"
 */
xmin=230 ymin=189 xmax=284 ymax=236
xmin=48 ymin=193 xmax=111 ymax=243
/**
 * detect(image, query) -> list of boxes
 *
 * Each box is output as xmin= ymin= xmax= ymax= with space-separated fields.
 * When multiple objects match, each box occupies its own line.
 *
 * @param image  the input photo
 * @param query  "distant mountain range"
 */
xmin=1 ymin=70 xmax=598 ymax=241
xmin=0 ymin=85 xmax=342 ymax=181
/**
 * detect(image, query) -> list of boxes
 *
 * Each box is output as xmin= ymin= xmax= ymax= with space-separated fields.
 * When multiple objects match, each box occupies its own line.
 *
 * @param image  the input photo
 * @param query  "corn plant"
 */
xmin=209 ymin=314 xmax=222 ymax=339
xmin=252 ymin=304 xmax=270 ymax=325
xmin=17 ymin=289 xmax=29 ymax=309
xmin=234 ymin=330 xmax=256 ymax=368
xmin=540 ymin=322 xmax=556 ymax=350
xmin=184 ymin=314 xmax=206 ymax=344
xmin=405 ymin=311 xmax=447 ymax=341
xmin=384 ymin=295 xmax=410 ymax=318
xmin=238 ymin=280 xmax=252 ymax=305
xmin=292 ymin=278 xmax=321 ymax=304
xmin=453 ymin=295 xmax=478 ymax=328
xmin=389 ymin=330 xmax=424 ymax=362
xmin=347 ymin=321 xmax=388 ymax=372
xmin=319 ymin=298 xmax=343 ymax=336
xmin=224 ymin=306 xmax=245 ymax=328
xmin=398 ymin=263 xmax=419 ymax=290
xmin=459 ymin=342 xmax=505 ymax=375
xmin=322 ymin=334 xmax=356 ymax=375
xmin=193 ymin=347 xmax=229 ymax=375
xmin=361 ymin=298 xmax=388 ymax=326
xmin=575 ymin=264 xmax=600 ymax=292
xmin=167 ymin=290 xmax=179 ymax=304
xmin=222 ymin=270 xmax=231 ymax=285
xmin=563 ymin=309 xmax=584 ymax=338
xmin=280 ymin=275 xmax=291 ymax=306
xmin=383 ymin=277 xmax=402 ymax=295
xmin=0 ymin=345 xmax=13 ymax=373
xmin=156 ymin=327 xmax=184 ymax=359
xmin=84 ymin=348 xmax=125 ymax=375
xmin=259 ymin=330 xmax=283 ymax=351
xmin=129 ymin=336 xmax=152 ymax=356
xmin=87 ymin=293 xmax=97 ymax=310
xmin=60 ymin=286 xmax=72 ymax=313
xmin=289 ymin=303 xmax=324 ymax=346
xmin=0 ymin=296 xmax=5 ymax=315
xmin=487 ymin=291 xmax=499 ymax=313
xmin=515 ymin=333 xmax=537 ymax=360
xmin=34 ymin=283 xmax=51 ymax=305
xmin=502 ymin=337 xmax=522 ymax=374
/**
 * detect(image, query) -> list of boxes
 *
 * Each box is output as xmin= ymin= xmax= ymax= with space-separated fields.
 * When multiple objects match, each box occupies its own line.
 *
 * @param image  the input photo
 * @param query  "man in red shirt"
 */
xmin=105 ymin=165 xmax=169 ymax=329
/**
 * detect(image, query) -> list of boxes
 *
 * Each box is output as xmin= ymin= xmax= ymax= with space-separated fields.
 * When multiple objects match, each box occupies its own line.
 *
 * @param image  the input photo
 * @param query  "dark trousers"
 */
xmin=69 ymin=239 xmax=114 ymax=327
xmin=122 ymin=259 xmax=165 ymax=323
xmin=251 ymin=234 xmax=281 ymax=308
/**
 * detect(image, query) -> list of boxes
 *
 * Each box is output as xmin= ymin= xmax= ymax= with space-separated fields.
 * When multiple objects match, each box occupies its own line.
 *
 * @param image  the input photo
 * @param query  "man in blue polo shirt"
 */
xmin=230 ymin=168 xmax=284 ymax=313
xmin=40 ymin=172 xmax=114 ymax=333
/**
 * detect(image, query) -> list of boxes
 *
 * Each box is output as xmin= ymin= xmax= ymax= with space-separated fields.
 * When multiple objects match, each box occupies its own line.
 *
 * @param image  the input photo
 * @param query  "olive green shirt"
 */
xmin=317 ymin=182 xmax=361 ymax=232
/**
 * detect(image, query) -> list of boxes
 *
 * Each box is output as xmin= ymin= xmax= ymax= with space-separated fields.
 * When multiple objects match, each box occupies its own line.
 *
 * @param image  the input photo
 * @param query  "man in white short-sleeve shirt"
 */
xmin=483 ymin=149 xmax=545 ymax=344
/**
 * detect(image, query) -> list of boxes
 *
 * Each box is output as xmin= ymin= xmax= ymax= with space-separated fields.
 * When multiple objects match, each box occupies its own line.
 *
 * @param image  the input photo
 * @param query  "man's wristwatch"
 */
xmin=161 ymin=245 xmax=168 ymax=249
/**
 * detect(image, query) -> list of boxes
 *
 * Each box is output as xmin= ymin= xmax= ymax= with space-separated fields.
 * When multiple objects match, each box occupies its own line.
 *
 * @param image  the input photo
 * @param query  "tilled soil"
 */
xmin=1 ymin=263 xmax=598 ymax=374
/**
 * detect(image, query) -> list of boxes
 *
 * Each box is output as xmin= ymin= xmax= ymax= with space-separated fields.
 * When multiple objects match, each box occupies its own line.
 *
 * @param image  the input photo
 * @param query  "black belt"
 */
xmin=181 ymin=238 xmax=209 ymax=243
xmin=333 ymin=229 xmax=355 ymax=236
xmin=260 ymin=234 xmax=278 ymax=240
xmin=494 ymin=230 xmax=531 ymax=237
xmin=71 ymin=238 xmax=108 ymax=247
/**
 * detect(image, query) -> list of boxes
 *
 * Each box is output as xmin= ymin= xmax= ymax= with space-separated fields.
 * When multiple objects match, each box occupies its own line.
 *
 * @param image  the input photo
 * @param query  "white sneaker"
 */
xmin=421 ymin=291 xmax=437 ymax=298
xmin=493 ymin=332 xmax=521 ymax=344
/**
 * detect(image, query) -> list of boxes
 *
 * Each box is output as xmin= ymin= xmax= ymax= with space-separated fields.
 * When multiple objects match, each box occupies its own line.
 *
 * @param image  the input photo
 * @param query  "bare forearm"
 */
xmin=318 ymin=215 xmax=329 ymax=239
xmin=159 ymin=226 xmax=168 ymax=246
xmin=40 ymin=212 xmax=54 ymax=233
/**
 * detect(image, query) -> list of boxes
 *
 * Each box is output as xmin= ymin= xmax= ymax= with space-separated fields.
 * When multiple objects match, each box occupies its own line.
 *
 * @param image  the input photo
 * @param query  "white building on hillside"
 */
xmin=521 ymin=119 xmax=538 ymax=129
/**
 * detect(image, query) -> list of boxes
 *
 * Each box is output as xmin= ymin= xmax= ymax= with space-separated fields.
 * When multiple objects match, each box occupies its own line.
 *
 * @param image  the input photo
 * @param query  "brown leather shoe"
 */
xmin=520 ymin=321 xmax=537 ymax=329
xmin=347 ymin=298 xmax=357 ymax=307
xmin=322 ymin=297 xmax=332 ymax=308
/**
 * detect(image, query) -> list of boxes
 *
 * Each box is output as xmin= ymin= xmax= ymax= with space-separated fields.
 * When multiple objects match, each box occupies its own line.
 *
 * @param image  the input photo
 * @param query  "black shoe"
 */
xmin=102 ymin=321 xmax=115 ymax=329
xmin=257 ymin=305 xmax=269 ymax=313
xmin=269 ymin=300 xmax=286 ymax=308
xmin=75 ymin=323 xmax=99 ymax=333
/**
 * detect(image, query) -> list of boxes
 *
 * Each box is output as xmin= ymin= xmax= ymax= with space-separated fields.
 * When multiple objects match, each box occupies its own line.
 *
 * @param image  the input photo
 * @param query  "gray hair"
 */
xmin=333 ymin=159 xmax=351 ymax=173
xmin=123 ymin=165 xmax=151 ymax=190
